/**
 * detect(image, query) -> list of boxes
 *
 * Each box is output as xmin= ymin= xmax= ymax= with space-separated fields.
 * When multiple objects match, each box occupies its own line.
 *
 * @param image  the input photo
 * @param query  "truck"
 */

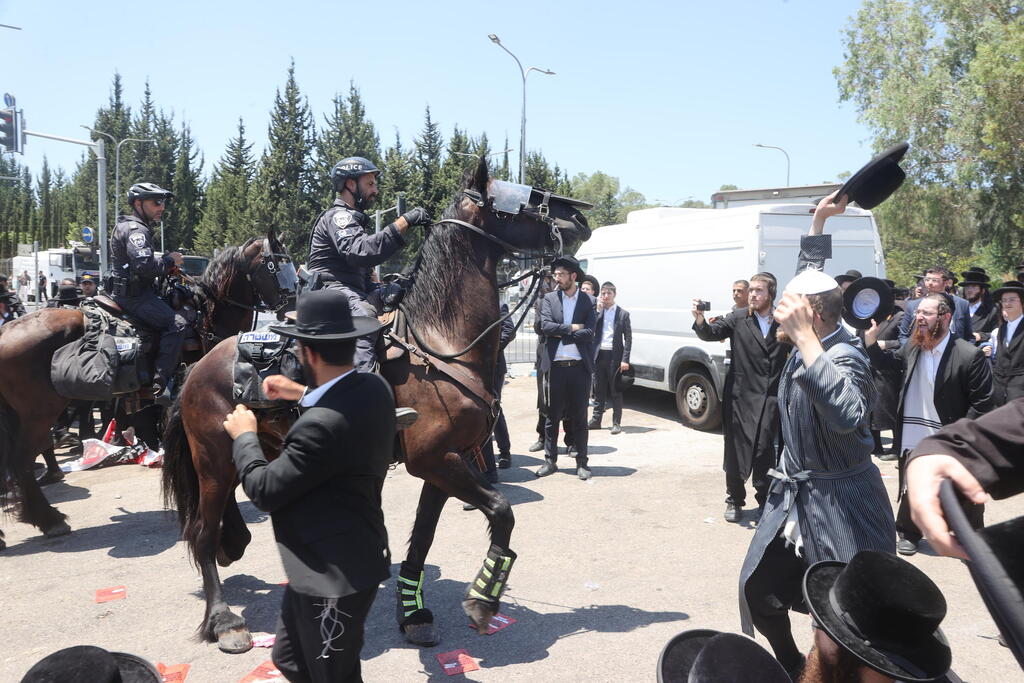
xmin=573 ymin=186 xmax=886 ymax=431
xmin=12 ymin=244 xmax=100 ymax=300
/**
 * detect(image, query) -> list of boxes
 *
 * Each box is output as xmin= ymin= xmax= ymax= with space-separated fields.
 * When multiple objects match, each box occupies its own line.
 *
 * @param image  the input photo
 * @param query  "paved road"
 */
xmin=1 ymin=365 xmax=1019 ymax=681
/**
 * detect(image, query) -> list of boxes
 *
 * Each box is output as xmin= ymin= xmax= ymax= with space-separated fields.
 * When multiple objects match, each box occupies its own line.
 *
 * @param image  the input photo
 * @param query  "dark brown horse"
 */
xmin=0 ymin=231 xmax=295 ymax=551
xmin=161 ymin=157 xmax=591 ymax=653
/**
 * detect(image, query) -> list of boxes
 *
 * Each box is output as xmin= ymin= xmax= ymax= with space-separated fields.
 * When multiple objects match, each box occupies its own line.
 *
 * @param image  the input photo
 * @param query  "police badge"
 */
xmin=128 ymin=232 xmax=147 ymax=249
xmin=333 ymin=213 xmax=348 ymax=228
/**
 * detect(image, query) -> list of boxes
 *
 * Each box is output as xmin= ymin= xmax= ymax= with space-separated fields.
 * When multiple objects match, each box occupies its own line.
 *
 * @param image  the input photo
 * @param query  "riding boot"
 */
xmin=465 ymin=544 xmax=517 ymax=607
xmin=396 ymin=561 xmax=434 ymax=628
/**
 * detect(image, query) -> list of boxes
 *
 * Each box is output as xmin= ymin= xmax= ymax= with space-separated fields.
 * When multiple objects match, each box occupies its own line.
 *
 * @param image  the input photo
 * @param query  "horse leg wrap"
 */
xmin=396 ymin=561 xmax=433 ymax=627
xmin=466 ymin=544 xmax=517 ymax=605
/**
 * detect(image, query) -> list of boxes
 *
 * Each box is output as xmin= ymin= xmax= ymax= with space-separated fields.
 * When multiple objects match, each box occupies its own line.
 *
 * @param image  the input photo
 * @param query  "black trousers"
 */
xmin=544 ymin=361 xmax=592 ymax=465
xmin=592 ymin=350 xmax=622 ymax=425
xmin=536 ymin=372 xmax=574 ymax=447
xmin=323 ymin=283 xmax=379 ymax=373
xmin=114 ymin=290 xmax=186 ymax=385
xmin=272 ymin=585 xmax=377 ymax=683
xmin=743 ymin=535 xmax=808 ymax=673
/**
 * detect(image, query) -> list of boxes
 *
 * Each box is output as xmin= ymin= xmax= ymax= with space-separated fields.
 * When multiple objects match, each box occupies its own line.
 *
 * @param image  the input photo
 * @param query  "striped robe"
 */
xmin=739 ymin=236 xmax=896 ymax=636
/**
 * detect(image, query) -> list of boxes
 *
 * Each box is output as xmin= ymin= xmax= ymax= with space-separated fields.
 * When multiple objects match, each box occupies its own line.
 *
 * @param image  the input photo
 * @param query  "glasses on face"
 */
xmin=152 ymin=199 xmax=166 ymax=207
xmin=553 ymin=270 xmax=570 ymax=279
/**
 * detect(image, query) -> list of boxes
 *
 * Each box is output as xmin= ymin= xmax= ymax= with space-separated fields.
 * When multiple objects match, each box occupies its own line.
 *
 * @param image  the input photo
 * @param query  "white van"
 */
xmin=574 ymin=202 xmax=886 ymax=430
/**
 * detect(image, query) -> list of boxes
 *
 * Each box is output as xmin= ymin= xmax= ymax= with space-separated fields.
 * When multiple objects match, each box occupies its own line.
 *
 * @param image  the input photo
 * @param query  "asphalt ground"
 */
xmin=1 ymin=363 xmax=1021 ymax=682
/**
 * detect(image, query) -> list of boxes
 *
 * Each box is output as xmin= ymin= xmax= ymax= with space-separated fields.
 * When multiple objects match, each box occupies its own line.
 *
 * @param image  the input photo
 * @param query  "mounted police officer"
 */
xmin=306 ymin=156 xmax=432 ymax=373
xmin=108 ymin=182 xmax=186 ymax=400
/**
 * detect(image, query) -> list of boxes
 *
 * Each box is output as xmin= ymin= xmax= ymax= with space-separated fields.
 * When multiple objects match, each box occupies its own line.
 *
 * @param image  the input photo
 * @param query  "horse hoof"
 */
xmin=216 ymin=548 xmax=232 ymax=567
xmin=36 ymin=470 xmax=65 ymax=486
xmin=402 ymin=622 xmax=440 ymax=647
xmin=43 ymin=520 xmax=71 ymax=538
xmin=216 ymin=628 xmax=253 ymax=654
xmin=462 ymin=598 xmax=498 ymax=634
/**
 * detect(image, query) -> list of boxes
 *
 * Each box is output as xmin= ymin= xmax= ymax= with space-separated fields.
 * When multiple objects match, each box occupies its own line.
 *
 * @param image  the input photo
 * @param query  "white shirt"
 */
xmin=969 ymin=301 xmax=981 ymax=317
xmin=997 ymin=315 xmax=1023 ymax=358
xmin=754 ymin=310 xmax=772 ymax=338
xmin=600 ymin=305 xmax=617 ymax=350
xmin=554 ymin=289 xmax=583 ymax=361
xmin=300 ymin=369 xmax=355 ymax=407
xmin=921 ymin=331 xmax=951 ymax=385
xmin=900 ymin=331 xmax=950 ymax=453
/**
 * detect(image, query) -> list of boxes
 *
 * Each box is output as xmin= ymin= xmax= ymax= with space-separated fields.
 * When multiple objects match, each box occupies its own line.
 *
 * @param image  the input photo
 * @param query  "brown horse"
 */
xmin=0 ymin=231 xmax=295 ymax=551
xmin=161 ymin=157 xmax=592 ymax=653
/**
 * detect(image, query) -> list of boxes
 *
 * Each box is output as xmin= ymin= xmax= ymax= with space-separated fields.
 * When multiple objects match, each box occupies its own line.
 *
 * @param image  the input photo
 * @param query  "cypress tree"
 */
xmin=317 ymin=82 xmax=381 ymax=202
xmin=413 ymin=107 xmax=445 ymax=219
xmin=165 ymin=124 xmax=204 ymax=250
xmin=195 ymin=118 xmax=256 ymax=255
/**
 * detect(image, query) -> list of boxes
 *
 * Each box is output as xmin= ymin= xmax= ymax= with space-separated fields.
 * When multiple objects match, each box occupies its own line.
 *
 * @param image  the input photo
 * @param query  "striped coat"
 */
xmin=739 ymin=236 xmax=896 ymax=636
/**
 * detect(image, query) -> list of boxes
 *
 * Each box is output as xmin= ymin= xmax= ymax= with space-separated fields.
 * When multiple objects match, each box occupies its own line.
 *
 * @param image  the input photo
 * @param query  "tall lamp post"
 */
xmin=488 ymin=34 xmax=554 ymax=184
xmin=82 ymin=126 xmax=157 ymax=216
xmin=754 ymin=143 xmax=791 ymax=187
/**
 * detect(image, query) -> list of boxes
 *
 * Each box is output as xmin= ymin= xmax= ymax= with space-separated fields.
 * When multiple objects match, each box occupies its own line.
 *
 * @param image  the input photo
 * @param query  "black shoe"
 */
xmin=897 ymin=537 xmax=919 ymax=556
xmin=150 ymin=381 xmax=172 ymax=407
xmin=587 ymin=419 xmax=602 ymax=430
xmin=535 ymin=461 xmax=558 ymax=478
xmin=724 ymin=502 xmax=741 ymax=523
xmin=498 ymin=453 xmax=511 ymax=469
xmin=610 ymin=423 xmax=621 ymax=435
xmin=36 ymin=469 xmax=65 ymax=486
xmin=877 ymin=451 xmax=899 ymax=462
xmin=577 ymin=465 xmax=592 ymax=481
xmin=528 ymin=440 xmax=544 ymax=452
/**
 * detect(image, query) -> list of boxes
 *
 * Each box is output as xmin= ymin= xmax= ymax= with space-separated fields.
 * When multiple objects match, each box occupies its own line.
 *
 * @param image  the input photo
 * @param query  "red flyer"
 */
xmin=467 ymin=613 xmax=517 ymax=635
xmin=156 ymin=662 xmax=190 ymax=682
xmin=95 ymin=586 xmax=127 ymax=603
xmin=436 ymin=649 xmax=480 ymax=676
xmin=240 ymin=660 xmax=284 ymax=682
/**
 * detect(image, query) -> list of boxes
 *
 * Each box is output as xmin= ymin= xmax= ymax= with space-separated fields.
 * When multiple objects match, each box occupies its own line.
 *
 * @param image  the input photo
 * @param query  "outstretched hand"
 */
xmin=906 ymin=455 xmax=989 ymax=560
xmin=810 ymin=191 xmax=848 ymax=234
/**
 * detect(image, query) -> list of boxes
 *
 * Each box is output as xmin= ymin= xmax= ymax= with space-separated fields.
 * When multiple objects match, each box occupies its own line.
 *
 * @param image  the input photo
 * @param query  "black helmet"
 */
xmin=330 ymin=157 xmax=381 ymax=193
xmin=126 ymin=182 xmax=174 ymax=203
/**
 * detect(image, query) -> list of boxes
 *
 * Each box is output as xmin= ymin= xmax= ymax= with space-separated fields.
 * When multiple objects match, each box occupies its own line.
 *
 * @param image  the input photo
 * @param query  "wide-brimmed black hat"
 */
xmin=804 ymin=551 xmax=952 ymax=682
xmin=940 ymin=479 xmax=1024 ymax=669
xmin=834 ymin=269 xmax=863 ymax=286
xmin=56 ymin=284 xmax=84 ymax=304
xmin=657 ymin=629 xmax=789 ymax=683
xmin=960 ymin=268 xmax=991 ymax=288
xmin=836 ymin=142 xmax=910 ymax=210
xmin=269 ymin=289 xmax=381 ymax=341
xmin=21 ymin=645 xmax=161 ymax=682
xmin=614 ymin=365 xmax=635 ymax=393
xmin=581 ymin=274 xmax=601 ymax=295
xmin=550 ymin=254 xmax=585 ymax=283
xmin=992 ymin=281 xmax=1024 ymax=302
xmin=842 ymin=277 xmax=895 ymax=330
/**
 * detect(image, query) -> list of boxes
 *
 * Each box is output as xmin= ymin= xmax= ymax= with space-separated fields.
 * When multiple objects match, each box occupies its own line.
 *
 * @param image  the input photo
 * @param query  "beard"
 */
xmin=911 ymin=319 xmax=947 ymax=350
xmin=800 ymin=644 xmax=865 ymax=683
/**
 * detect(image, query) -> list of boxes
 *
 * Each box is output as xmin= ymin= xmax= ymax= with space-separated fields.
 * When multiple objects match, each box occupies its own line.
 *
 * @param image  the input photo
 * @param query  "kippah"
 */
xmin=785 ymin=269 xmax=839 ymax=295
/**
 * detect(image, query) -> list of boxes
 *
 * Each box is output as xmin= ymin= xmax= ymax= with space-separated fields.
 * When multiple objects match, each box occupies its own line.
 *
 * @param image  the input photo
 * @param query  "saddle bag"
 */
xmin=51 ymin=304 xmax=144 ymax=400
xmin=232 ymin=327 xmax=304 ymax=409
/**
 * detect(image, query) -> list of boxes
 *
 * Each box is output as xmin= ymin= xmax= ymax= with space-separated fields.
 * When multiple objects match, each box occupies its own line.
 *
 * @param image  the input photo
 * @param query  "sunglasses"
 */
xmin=152 ymin=199 xmax=167 ymax=206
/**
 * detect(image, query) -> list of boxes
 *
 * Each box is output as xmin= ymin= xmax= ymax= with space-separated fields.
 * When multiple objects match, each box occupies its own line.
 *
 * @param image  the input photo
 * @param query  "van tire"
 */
xmin=675 ymin=371 xmax=722 ymax=431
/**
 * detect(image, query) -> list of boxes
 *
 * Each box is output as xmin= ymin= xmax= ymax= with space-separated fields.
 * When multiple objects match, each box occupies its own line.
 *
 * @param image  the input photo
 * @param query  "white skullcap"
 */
xmin=784 ymin=269 xmax=839 ymax=295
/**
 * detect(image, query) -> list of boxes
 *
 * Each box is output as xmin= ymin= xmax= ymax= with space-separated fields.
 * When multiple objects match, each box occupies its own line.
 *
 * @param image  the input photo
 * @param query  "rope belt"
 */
xmin=768 ymin=459 xmax=875 ymax=514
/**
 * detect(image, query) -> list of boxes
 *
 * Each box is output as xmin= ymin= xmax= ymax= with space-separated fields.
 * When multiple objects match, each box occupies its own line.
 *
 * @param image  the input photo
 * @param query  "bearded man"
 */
xmin=865 ymin=292 xmax=993 ymax=556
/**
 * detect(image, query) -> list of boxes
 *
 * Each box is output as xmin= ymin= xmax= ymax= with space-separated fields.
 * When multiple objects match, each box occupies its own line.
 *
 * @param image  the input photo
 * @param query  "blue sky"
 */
xmin=2 ymin=0 xmax=874 ymax=205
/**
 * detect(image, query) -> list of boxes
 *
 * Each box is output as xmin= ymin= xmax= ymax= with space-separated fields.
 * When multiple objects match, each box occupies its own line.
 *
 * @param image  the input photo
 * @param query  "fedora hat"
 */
xmin=836 ymin=142 xmax=910 ymax=210
xmin=21 ymin=645 xmax=161 ymax=682
xmin=992 ymin=280 xmax=1024 ymax=302
xmin=269 ymin=289 xmax=381 ymax=342
xmin=804 ymin=551 xmax=952 ymax=682
xmin=842 ymin=277 xmax=895 ymax=330
xmin=56 ymin=284 xmax=84 ymax=304
xmin=550 ymin=254 xmax=585 ymax=283
xmin=581 ymin=274 xmax=601 ymax=295
xmin=940 ymin=479 xmax=1024 ymax=669
xmin=657 ymin=629 xmax=789 ymax=683
xmin=960 ymin=269 xmax=990 ymax=287
xmin=614 ymin=365 xmax=635 ymax=393
xmin=834 ymin=269 xmax=863 ymax=286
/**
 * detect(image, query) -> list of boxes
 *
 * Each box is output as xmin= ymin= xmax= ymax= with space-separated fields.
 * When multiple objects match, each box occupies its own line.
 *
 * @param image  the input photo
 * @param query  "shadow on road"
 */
xmin=623 ymin=386 xmax=724 ymax=436
xmin=1 ymin=506 xmax=179 ymax=558
xmin=224 ymin=574 xmax=287 ymax=636
xmin=362 ymin=567 xmax=689 ymax=678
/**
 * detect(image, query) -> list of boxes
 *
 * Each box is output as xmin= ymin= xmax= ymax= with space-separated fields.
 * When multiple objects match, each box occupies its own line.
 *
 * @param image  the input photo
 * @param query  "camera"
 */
xmin=696 ymin=300 xmax=711 ymax=312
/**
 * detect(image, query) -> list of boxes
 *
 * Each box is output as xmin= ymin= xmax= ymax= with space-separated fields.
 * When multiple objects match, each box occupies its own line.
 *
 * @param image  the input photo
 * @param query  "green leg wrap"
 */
xmin=466 ymin=544 xmax=517 ymax=604
xmin=396 ymin=561 xmax=433 ymax=626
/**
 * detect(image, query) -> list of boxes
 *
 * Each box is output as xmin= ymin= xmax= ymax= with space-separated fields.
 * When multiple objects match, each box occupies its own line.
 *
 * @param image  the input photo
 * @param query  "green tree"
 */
xmin=570 ymin=171 xmax=646 ymax=227
xmin=413 ymin=107 xmax=446 ymax=219
xmin=195 ymin=118 xmax=257 ymax=255
xmin=316 ymin=83 xmax=381 ymax=202
xmin=164 ymin=124 xmax=204 ymax=250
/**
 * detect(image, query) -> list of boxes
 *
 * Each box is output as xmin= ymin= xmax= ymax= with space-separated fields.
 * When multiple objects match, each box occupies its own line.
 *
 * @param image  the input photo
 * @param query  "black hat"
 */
xmin=550 ymin=254 xmax=585 ymax=283
xmin=882 ymin=278 xmax=895 ymax=288
xmin=657 ymin=629 xmax=789 ymax=683
xmin=960 ymin=268 xmax=990 ymax=287
xmin=269 ymin=289 xmax=381 ymax=341
xmin=992 ymin=281 xmax=1024 ymax=302
xmin=581 ymin=274 xmax=601 ymax=295
xmin=842 ymin=277 xmax=895 ymax=330
xmin=615 ymin=365 xmax=635 ymax=393
xmin=804 ymin=551 xmax=951 ymax=682
xmin=834 ymin=269 xmax=863 ymax=286
xmin=940 ymin=479 xmax=1024 ymax=669
xmin=836 ymin=142 xmax=910 ymax=210
xmin=21 ymin=645 xmax=161 ymax=682
xmin=56 ymin=284 xmax=84 ymax=304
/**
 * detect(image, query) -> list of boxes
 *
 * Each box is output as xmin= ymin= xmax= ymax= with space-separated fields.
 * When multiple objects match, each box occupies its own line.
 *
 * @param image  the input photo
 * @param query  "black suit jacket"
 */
xmin=539 ymin=289 xmax=596 ymax=374
xmin=868 ymin=335 xmax=993 ymax=456
xmin=992 ymin=318 xmax=1024 ymax=406
xmin=233 ymin=371 xmax=395 ymax=598
xmin=593 ymin=306 xmax=632 ymax=366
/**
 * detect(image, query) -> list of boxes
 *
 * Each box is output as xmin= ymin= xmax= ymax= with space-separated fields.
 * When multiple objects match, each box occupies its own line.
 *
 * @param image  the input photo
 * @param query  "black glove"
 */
xmin=401 ymin=207 xmax=432 ymax=227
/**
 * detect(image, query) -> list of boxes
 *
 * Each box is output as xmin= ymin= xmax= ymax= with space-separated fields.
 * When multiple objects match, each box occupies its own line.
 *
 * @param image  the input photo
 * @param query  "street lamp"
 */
xmin=754 ymin=143 xmax=791 ymax=187
xmin=488 ymin=34 xmax=554 ymax=184
xmin=81 ymin=126 xmax=157 ymax=215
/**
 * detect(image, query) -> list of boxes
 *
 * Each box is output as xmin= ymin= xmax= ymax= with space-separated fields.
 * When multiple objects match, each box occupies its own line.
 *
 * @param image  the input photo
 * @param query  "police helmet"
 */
xmin=126 ymin=182 xmax=174 ymax=203
xmin=330 ymin=157 xmax=381 ymax=193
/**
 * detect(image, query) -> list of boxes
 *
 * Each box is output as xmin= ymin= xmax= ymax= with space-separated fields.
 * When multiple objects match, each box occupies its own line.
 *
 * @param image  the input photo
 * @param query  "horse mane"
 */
xmin=201 ymin=237 xmax=259 ymax=301
xmin=401 ymin=196 xmax=477 ymax=329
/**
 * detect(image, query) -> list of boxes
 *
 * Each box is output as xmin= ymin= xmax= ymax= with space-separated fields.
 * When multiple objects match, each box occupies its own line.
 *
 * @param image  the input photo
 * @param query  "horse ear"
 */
xmin=465 ymin=155 xmax=489 ymax=192
xmin=267 ymin=228 xmax=278 ymax=246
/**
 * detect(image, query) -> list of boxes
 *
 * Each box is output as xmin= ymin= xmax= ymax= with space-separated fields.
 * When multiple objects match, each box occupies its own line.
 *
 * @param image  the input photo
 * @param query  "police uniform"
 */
xmin=108 ymin=213 xmax=186 ymax=387
xmin=306 ymin=199 xmax=406 ymax=372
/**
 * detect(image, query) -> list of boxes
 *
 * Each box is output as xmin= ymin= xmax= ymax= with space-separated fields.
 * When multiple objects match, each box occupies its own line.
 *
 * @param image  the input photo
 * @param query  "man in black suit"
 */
xmin=961 ymin=267 xmax=1001 ymax=345
xmin=536 ymin=255 xmax=597 ymax=480
xmin=866 ymin=292 xmax=993 ymax=556
xmin=898 ymin=266 xmax=972 ymax=346
xmin=223 ymin=289 xmax=395 ymax=683
xmin=989 ymin=281 xmax=1024 ymax=407
xmin=589 ymin=281 xmax=632 ymax=434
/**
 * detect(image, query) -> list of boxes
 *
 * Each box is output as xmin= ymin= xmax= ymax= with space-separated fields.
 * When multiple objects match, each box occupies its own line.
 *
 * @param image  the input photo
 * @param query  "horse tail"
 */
xmin=161 ymin=391 xmax=201 ymax=564
xmin=0 ymin=400 xmax=21 ymax=508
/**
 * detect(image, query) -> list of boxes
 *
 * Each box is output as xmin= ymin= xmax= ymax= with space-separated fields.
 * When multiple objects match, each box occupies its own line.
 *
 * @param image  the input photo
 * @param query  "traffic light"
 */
xmin=0 ymin=108 xmax=20 ymax=153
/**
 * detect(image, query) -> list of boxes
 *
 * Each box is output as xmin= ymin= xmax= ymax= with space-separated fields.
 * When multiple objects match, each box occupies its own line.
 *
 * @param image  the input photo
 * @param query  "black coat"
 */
xmin=593 ymin=306 xmax=632 ymax=366
xmin=495 ymin=302 xmax=515 ymax=381
xmin=539 ymin=289 xmax=597 ymax=374
xmin=232 ymin=371 xmax=395 ymax=598
xmin=992 ymin=318 xmax=1024 ymax=407
xmin=860 ymin=306 xmax=904 ymax=430
xmin=693 ymin=309 xmax=790 ymax=482
xmin=970 ymin=298 xmax=1001 ymax=343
